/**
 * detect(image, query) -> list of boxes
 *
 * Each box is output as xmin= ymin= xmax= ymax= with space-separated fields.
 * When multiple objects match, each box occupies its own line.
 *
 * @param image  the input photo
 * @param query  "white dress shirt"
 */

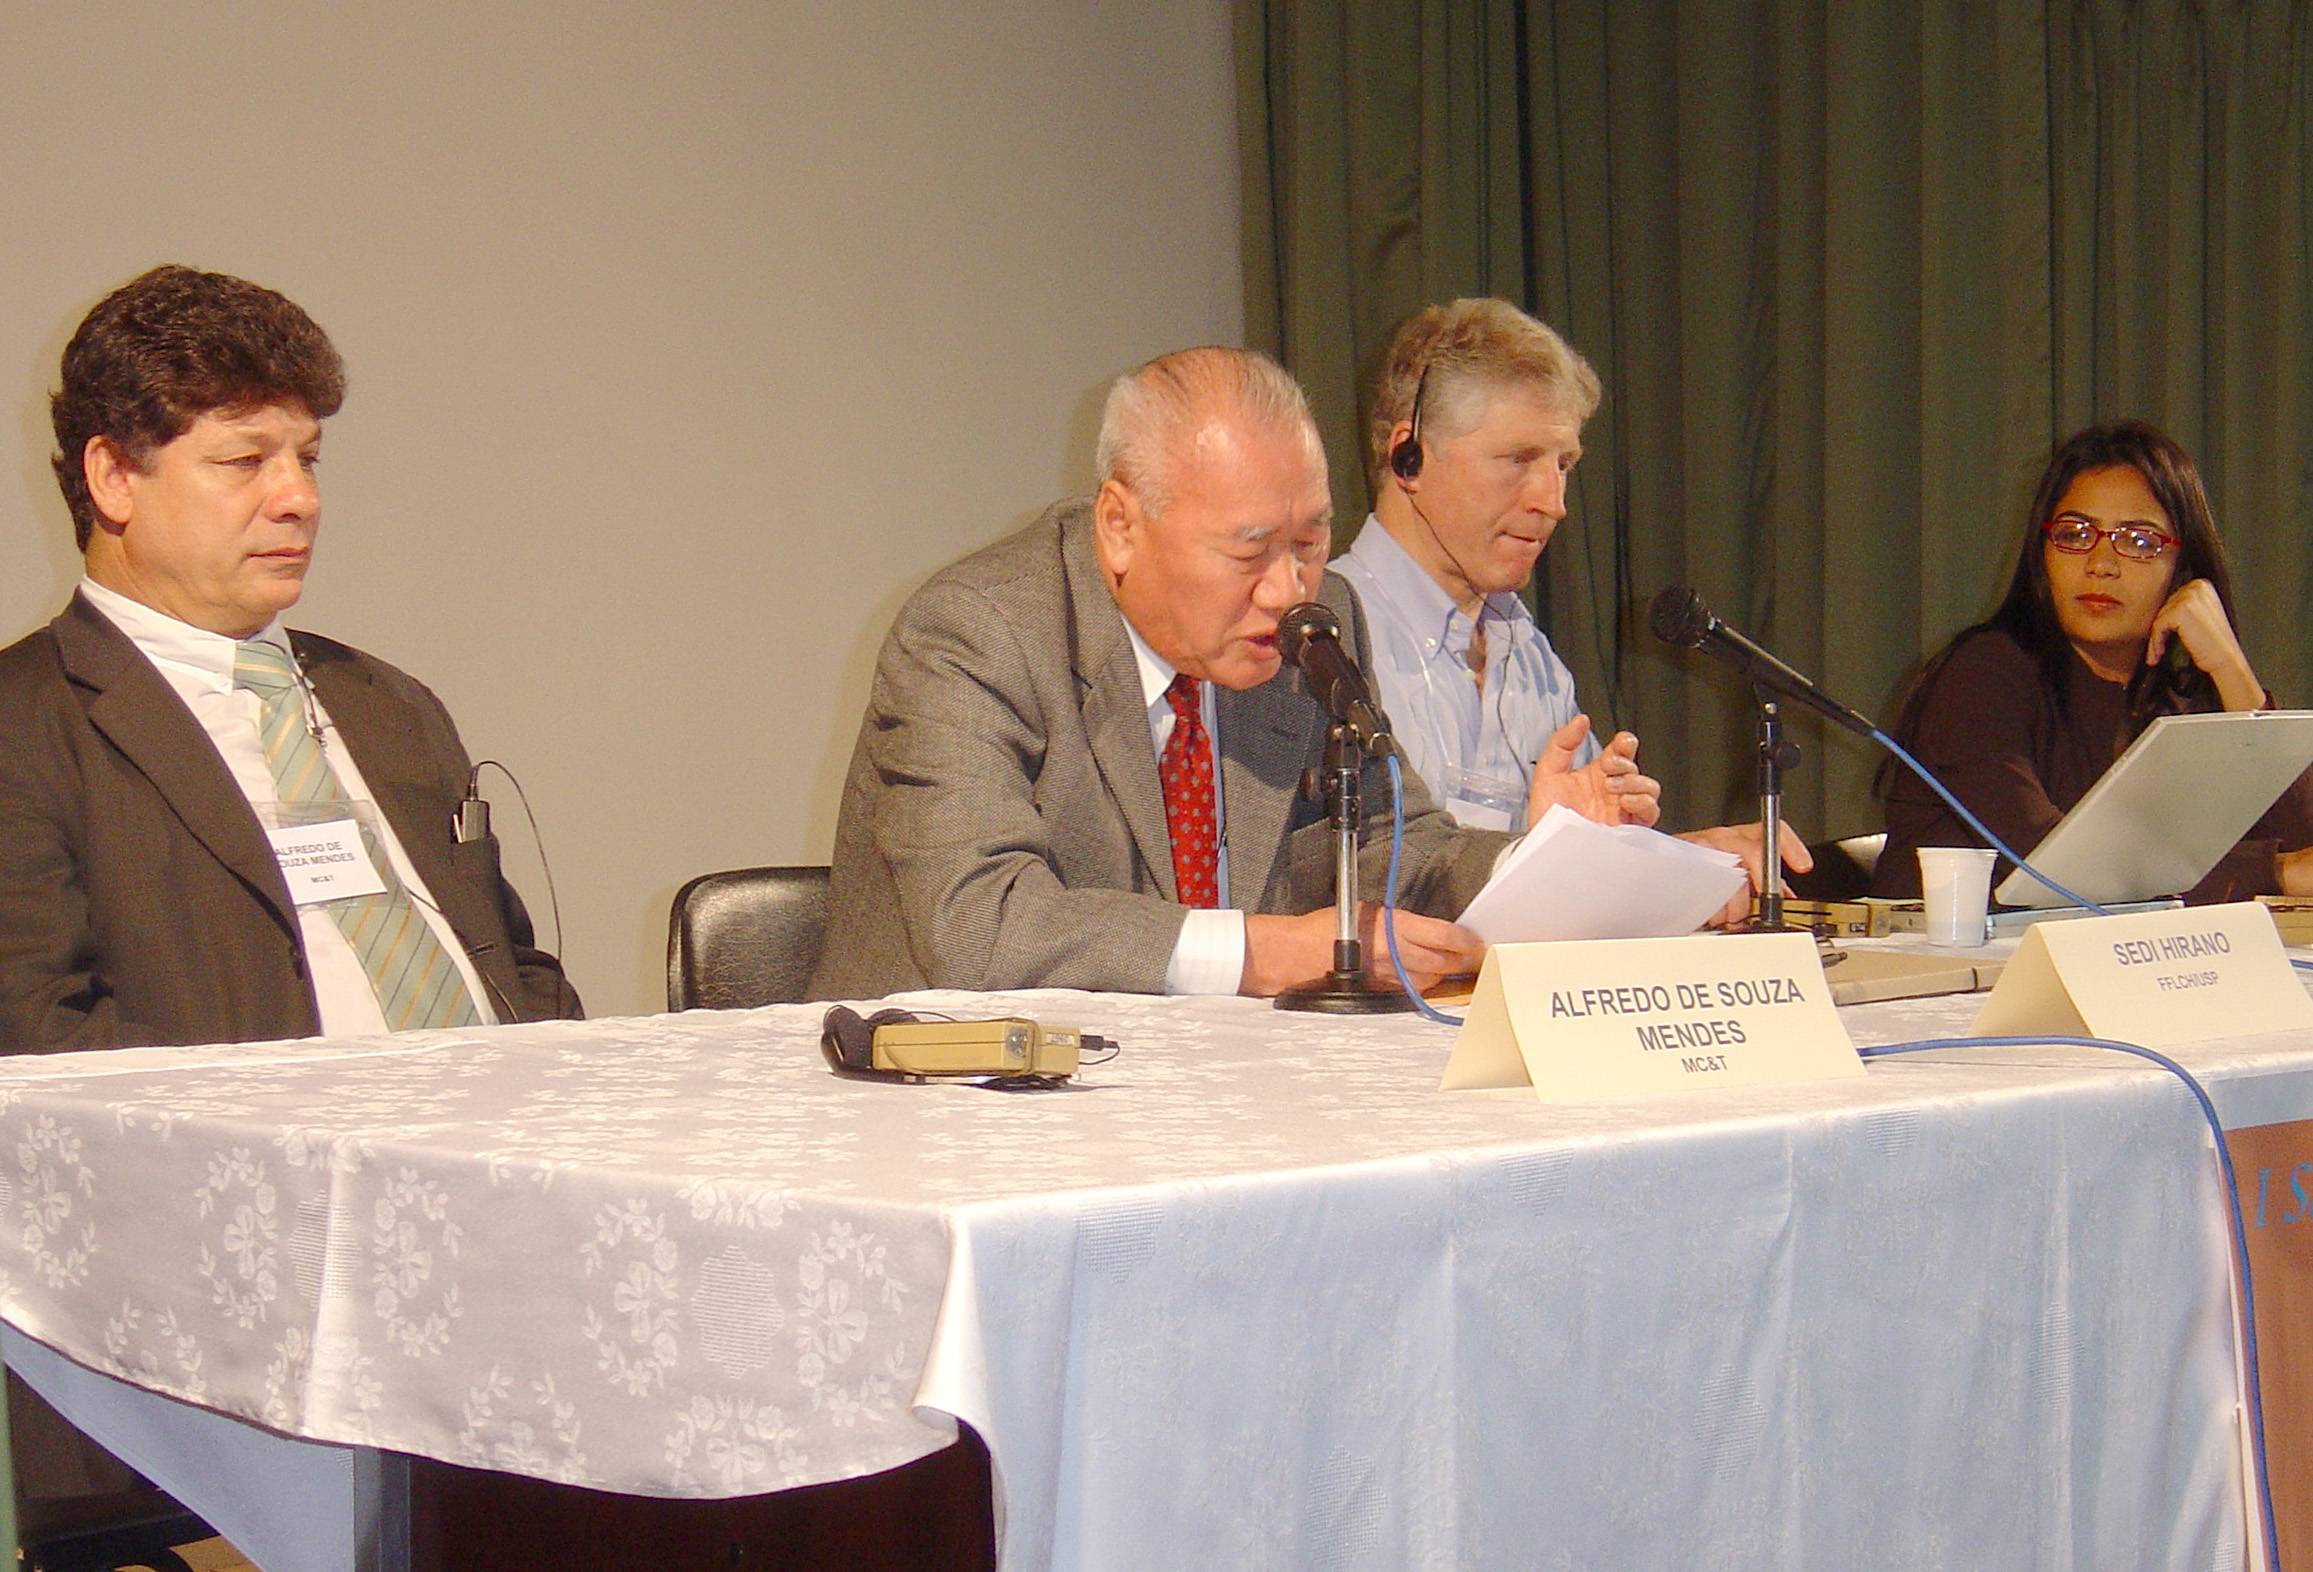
xmin=80 ymin=578 xmax=497 ymax=1035
xmin=1121 ymin=622 xmax=1250 ymax=995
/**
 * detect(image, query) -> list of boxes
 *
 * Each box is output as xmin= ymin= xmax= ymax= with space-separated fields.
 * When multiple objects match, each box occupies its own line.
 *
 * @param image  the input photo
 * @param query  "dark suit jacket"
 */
xmin=0 ymin=593 xmax=581 ymax=1050
xmin=807 ymin=500 xmax=1513 ymax=999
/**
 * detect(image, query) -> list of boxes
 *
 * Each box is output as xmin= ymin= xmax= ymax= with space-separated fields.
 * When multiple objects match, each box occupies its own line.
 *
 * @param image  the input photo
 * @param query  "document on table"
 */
xmin=1457 ymin=804 xmax=1749 ymax=943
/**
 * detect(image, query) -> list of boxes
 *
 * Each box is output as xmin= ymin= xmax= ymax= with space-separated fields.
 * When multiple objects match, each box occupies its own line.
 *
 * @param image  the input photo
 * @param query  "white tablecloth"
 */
xmin=0 ymin=953 xmax=2293 ymax=1570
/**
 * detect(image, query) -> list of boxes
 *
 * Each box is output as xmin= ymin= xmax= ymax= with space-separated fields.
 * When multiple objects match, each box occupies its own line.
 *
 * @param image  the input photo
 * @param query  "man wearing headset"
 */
xmin=1339 ymin=300 xmax=1801 ymax=891
xmin=1337 ymin=299 xmax=1652 ymax=833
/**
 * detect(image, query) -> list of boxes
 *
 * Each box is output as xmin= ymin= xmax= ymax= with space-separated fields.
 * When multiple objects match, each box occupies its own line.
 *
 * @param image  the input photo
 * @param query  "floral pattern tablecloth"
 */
xmin=0 ymin=945 xmax=2301 ymax=1570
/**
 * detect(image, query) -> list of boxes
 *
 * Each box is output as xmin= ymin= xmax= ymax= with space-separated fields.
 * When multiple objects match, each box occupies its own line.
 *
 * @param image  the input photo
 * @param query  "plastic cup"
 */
xmin=1917 ymin=847 xmax=1997 ymax=947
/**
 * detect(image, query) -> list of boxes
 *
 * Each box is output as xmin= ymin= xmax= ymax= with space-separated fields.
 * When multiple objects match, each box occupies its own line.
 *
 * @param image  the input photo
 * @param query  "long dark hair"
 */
xmin=1886 ymin=420 xmax=2237 ymax=764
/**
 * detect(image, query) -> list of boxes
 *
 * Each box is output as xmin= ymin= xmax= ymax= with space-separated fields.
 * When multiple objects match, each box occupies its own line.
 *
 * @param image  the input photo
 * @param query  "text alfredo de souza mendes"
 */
xmin=1548 ymin=974 xmax=1811 ymax=1073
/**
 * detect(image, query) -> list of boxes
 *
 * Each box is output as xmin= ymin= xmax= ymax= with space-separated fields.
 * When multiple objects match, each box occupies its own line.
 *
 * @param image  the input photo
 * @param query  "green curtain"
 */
xmin=1240 ymin=0 xmax=2313 ymax=842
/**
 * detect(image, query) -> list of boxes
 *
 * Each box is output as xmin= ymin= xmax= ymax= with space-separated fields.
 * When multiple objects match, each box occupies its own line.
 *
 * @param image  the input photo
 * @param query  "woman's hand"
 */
xmin=2147 ymin=578 xmax=2264 ymax=711
xmin=2277 ymin=847 xmax=2313 ymax=898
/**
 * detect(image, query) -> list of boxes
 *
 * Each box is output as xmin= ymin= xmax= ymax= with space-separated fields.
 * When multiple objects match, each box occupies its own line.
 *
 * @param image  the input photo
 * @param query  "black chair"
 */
xmin=1788 ymin=832 xmax=1885 ymax=903
xmin=665 ymin=866 xmax=832 ymax=1011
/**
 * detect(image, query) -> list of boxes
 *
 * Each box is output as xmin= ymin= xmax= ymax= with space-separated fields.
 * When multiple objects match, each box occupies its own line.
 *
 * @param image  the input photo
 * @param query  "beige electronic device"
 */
xmin=818 ymin=1005 xmax=1097 ymax=1083
xmin=869 ymin=1017 xmax=1082 ymax=1078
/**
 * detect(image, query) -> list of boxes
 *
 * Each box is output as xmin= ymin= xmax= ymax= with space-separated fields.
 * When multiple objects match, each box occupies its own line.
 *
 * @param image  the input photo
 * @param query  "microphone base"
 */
xmin=1731 ymin=918 xmax=1812 ymax=936
xmin=1275 ymin=971 xmax=1419 ymax=1014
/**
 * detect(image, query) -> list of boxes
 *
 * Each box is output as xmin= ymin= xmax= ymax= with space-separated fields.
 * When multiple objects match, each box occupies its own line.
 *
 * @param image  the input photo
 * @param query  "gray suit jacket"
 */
xmin=808 ymin=500 xmax=1512 ymax=999
xmin=0 ymin=593 xmax=582 ymax=1050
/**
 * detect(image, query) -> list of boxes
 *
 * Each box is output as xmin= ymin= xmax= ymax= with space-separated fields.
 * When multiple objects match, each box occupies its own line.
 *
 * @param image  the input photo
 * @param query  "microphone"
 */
xmin=455 ymin=764 xmax=490 ymax=843
xmin=1277 ymin=603 xmax=1393 ymax=754
xmin=1647 ymin=587 xmax=1879 ymax=738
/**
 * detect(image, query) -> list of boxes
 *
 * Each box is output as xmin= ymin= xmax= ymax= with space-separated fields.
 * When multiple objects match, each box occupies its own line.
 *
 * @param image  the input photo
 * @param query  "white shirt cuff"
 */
xmin=1164 ymin=907 xmax=1246 ymax=995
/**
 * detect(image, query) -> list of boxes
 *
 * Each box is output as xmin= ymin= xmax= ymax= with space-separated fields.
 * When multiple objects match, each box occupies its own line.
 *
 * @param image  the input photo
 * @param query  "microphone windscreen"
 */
xmin=1276 ymin=602 xmax=1339 ymax=663
xmin=1648 ymin=586 xmax=1712 ymax=649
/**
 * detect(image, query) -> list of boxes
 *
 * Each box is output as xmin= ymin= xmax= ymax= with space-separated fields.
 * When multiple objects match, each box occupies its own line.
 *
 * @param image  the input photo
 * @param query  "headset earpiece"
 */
xmin=1389 ymin=434 xmax=1422 ymax=482
xmin=1389 ymin=360 xmax=1431 ymax=484
xmin=818 ymin=1005 xmax=920 ymax=1077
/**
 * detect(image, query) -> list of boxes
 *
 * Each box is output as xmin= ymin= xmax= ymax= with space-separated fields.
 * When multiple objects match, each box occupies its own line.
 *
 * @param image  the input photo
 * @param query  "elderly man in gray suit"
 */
xmin=811 ymin=346 xmax=1651 ymax=1001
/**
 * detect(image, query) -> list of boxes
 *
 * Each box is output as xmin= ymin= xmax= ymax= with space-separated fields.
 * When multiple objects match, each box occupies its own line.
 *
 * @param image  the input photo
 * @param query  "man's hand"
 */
xmin=1676 ymin=821 xmax=1813 ymax=927
xmin=2148 ymin=578 xmax=2264 ymax=712
xmin=1242 ymin=904 xmax=1485 ymax=997
xmin=1525 ymin=715 xmax=1662 ymax=828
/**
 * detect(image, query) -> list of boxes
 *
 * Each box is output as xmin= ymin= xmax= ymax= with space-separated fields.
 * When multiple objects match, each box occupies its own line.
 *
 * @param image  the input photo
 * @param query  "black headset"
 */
xmin=1388 ymin=362 xmax=1431 ymax=482
xmin=1384 ymin=355 xmax=1495 ymax=626
xmin=818 ymin=1004 xmax=923 ymax=1081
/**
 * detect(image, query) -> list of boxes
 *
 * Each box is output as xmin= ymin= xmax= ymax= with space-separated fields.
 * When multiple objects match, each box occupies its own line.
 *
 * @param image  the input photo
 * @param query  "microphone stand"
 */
xmin=1277 ymin=723 xmax=1417 ymax=1014
xmin=1739 ymin=686 xmax=1806 ymax=933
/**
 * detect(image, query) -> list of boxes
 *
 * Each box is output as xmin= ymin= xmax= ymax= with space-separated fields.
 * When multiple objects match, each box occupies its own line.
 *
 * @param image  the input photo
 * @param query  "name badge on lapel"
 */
xmin=259 ymin=802 xmax=390 ymax=905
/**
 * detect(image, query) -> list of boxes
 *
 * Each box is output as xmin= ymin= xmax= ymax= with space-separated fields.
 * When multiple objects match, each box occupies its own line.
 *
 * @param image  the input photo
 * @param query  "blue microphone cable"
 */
xmin=1873 ymin=728 xmax=2313 ymax=974
xmin=1381 ymin=753 xmax=1466 ymax=1026
xmin=1379 ymin=738 xmax=2288 ymax=1558
xmin=1376 ymin=711 xmax=2290 ymax=1558
xmin=1862 ymin=1033 xmax=2281 ymax=1572
xmin=1866 ymin=731 xmax=2107 ymax=914
xmin=1375 ymin=728 xmax=2106 ymax=1021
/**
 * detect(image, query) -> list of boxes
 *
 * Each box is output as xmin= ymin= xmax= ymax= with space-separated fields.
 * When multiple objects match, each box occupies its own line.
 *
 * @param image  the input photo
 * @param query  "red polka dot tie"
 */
xmin=1160 ymin=674 xmax=1219 ymax=908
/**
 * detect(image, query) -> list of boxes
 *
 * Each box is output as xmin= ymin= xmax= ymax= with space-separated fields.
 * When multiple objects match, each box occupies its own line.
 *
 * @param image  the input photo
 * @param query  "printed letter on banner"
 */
xmin=2225 ymin=1117 xmax=2313 ymax=1572
xmin=1970 ymin=901 xmax=2313 ymax=1047
xmin=1440 ymin=931 xmax=1862 ymax=1101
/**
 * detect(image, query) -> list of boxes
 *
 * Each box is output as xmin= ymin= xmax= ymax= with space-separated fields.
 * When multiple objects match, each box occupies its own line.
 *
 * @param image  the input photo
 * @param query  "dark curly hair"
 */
xmin=51 ymin=265 xmax=345 ymax=549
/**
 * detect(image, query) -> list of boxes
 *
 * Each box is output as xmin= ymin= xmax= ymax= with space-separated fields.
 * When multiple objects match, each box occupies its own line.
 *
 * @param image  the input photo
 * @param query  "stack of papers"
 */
xmin=1457 ymin=805 xmax=1749 ymax=944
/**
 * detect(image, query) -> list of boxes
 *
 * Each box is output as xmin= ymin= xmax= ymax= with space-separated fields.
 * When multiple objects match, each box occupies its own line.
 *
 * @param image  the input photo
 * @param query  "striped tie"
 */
xmin=233 ymin=641 xmax=481 ymax=1031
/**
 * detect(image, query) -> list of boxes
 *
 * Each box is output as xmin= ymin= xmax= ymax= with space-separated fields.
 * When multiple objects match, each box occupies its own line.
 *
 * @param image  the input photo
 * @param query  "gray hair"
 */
xmin=1096 ymin=346 xmax=1321 ymax=515
xmin=1366 ymin=299 xmax=1601 ymax=486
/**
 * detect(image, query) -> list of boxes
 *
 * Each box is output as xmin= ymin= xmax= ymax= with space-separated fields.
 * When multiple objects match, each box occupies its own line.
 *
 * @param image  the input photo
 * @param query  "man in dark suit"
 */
xmin=811 ymin=346 xmax=1517 ymax=1001
xmin=0 ymin=265 xmax=579 ymax=1052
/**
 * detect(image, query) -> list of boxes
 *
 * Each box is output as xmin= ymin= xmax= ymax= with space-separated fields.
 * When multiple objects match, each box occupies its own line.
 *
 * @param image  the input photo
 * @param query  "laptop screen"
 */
xmin=1994 ymin=710 xmax=2313 ymax=908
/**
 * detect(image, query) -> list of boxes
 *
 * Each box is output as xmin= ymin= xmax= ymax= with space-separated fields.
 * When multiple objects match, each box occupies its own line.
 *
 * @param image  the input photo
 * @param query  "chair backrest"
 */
xmin=666 ymin=866 xmax=832 ymax=1012
xmin=1787 ymin=832 xmax=1887 ymax=903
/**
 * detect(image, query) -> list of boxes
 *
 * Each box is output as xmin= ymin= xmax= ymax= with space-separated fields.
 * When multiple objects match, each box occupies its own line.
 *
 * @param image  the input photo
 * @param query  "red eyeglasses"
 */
xmin=2041 ymin=514 xmax=2178 ymax=562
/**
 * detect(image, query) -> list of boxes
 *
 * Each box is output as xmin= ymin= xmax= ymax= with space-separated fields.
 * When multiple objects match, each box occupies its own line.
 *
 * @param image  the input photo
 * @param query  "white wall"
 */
xmin=0 ymin=1 xmax=1242 ymax=1018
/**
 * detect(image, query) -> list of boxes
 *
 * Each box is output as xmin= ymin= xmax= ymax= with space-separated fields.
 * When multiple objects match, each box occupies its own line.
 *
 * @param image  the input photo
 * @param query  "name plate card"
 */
xmin=1440 ymin=931 xmax=1863 ymax=1102
xmin=1970 ymin=900 xmax=2313 ymax=1046
xmin=265 ymin=818 xmax=388 ymax=905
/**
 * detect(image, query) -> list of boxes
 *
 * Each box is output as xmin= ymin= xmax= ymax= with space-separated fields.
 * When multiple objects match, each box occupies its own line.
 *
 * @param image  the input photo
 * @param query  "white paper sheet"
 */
xmin=1457 ymin=804 xmax=1748 ymax=943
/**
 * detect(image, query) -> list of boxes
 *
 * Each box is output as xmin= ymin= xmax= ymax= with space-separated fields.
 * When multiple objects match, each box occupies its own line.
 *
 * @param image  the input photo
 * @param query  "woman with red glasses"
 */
xmin=1873 ymin=418 xmax=2313 ymax=900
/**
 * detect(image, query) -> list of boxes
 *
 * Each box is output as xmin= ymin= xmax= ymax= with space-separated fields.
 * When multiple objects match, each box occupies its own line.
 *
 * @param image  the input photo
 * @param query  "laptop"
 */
xmin=1993 ymin=710 xmax=2313 ymax=908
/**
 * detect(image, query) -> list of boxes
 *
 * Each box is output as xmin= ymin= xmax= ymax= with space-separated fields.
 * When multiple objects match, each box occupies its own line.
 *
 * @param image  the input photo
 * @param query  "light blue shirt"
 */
xmin=1335 ymin=519 xmax=1591 ymax=831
